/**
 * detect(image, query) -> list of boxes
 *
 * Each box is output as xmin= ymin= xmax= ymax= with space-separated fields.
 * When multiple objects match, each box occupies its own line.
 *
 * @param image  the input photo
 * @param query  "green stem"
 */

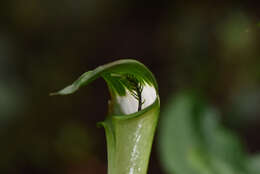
xmin=102 ymin=99 xmax=160 ymax=174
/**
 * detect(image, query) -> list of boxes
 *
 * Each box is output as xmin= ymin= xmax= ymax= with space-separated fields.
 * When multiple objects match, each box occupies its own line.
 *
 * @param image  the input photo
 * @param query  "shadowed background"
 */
xmin=1 ymin=0 xmax=260 ymax=173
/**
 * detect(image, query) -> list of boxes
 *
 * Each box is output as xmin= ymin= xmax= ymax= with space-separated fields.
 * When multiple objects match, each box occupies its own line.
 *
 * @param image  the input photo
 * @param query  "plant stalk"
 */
xmin=102 ymin=99 xmax=160 ymax=174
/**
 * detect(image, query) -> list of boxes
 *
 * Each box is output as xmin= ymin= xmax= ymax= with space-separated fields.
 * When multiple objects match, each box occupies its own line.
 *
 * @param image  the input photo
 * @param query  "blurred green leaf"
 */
xmin=247 ymin=155 xmax=260 ymax=173
xmin=158 ymin=92 xmax=248 ymax=174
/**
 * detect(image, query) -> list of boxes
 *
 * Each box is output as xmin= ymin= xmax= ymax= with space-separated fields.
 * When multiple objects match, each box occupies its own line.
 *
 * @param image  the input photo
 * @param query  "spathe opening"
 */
xmin=112 ymin=83 xmax=157 ymax=115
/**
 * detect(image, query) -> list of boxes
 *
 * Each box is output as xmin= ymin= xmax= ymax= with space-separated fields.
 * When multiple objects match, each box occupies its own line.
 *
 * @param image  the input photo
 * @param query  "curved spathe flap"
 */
xmin=51 ymin=59 xmax=159 ymax=115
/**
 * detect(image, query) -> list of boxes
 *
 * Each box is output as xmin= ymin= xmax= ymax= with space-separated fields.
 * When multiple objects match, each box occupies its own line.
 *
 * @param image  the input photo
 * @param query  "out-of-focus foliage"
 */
xmin=1 ymin=0 xmax=260 ymax=174
xmin=158 ymin=92 xmax=260 ymax=174
xmin=247 ymin=155 xmax=260 ymax=173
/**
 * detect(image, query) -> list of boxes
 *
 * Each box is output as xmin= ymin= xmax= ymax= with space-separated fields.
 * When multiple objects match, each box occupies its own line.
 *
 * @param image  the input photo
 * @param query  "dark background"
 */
xmin=1 ymin=1 xmax=260 ymax=173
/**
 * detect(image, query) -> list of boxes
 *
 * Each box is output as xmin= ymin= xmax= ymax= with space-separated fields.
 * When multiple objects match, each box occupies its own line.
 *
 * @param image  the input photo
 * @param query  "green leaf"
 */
xmin=51 ymin=59 xmax=160 ymax=174
xmin=158 ymin=92 xmax=248 ymax=174
xmin=247 ymin=155 xmax=260 ymax=174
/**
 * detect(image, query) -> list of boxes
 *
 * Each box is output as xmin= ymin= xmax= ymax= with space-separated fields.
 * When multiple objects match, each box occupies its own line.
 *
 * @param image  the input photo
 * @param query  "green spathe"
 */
xmin=52 ymin=59 xmax=160 ymax=174
xmin=103 ymin=99 xmax=159 ymax=174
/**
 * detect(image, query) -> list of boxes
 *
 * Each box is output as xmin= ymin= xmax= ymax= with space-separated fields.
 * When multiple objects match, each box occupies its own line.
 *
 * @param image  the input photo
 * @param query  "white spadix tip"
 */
xmin=115 ymin=83 xmax=157 ymax=115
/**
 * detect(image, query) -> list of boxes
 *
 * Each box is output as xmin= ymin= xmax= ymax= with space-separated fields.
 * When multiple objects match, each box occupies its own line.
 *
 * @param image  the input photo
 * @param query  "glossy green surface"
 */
xmin=103 ymin=99 xmax=160 ymax=174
